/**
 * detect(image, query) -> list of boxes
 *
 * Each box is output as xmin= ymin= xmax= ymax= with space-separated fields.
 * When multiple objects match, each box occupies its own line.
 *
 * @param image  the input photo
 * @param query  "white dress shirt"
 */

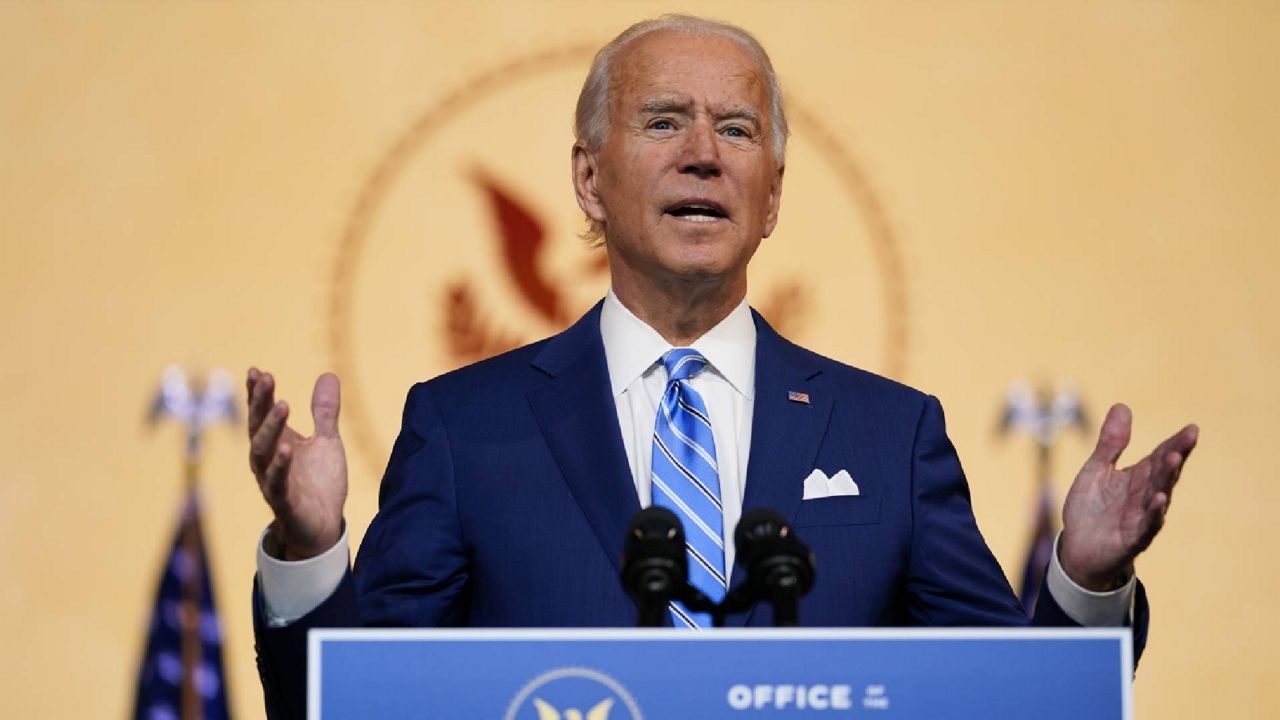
xmin=259 ymin=289 xmax=1134 ymax=627
xmin=601 ymin=287 xmax=755 ymax=574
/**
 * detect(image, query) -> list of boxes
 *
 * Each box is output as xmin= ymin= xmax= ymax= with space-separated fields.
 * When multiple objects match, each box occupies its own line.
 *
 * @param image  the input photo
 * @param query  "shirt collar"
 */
xmin=600 ymin=288 xmax=756 ymax=400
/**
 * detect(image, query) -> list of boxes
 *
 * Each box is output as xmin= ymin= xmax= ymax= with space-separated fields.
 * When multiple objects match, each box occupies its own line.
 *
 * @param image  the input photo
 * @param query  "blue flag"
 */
xmin=133 ymin=492 xmax=231 ymax=720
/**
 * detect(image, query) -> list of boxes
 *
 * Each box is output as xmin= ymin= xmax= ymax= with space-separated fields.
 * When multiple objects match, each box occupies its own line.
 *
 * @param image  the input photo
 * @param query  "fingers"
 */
xmin=311 ymin=372 xmax=342 ymax=438
xmin=1147 ymin=491 xmax=1169 ymax=523
xmin=1150 ymin=447 xmax=1188 ymax=500
xmin=249 ymin=398 xmax=290 ymax=478
xmin=1133 ymin=491 xmax=1170 ymax=554
xmin=1089 ymin=403 xmax=1133 ymax=467
xmin=1169 ymin=423 xmax=1198 ymax=488
xmin=260 ymin=442 xmax=293 ymax=506
xmin=1144 ymin=453 xmax=1178 ymax=503
xmin=1173 ymin=423 xmax=1199 ymax=456
xmin=1146 ymin=423 xmax=1199 ymax=499
xmin=1153 ymin=423 xmax=1198 ymax=464
xmin=246 ymin=368 xmax=276 ymax=439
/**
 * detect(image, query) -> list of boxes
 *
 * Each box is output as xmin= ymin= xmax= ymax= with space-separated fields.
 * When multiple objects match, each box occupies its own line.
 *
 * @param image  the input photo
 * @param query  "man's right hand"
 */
xmin=247 ymin=368 xmax=348 ymax=561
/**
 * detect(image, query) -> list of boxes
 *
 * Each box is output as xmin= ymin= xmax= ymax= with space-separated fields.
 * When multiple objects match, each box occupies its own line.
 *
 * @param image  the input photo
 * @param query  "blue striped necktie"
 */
xmin=651 ymin=348 xmax=725 ymax=628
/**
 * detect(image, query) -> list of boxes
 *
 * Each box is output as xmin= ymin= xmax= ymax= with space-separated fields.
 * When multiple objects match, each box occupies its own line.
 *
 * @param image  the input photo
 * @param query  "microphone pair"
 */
xmin=621 ymin=507 xmax=816 ymax=628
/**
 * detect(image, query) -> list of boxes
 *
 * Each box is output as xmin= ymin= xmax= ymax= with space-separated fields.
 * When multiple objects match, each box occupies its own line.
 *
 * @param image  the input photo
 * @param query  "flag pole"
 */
xmin=998 ymin=380 xmax=1088 ymax=613
xmin=137 ymin=366 xmax=238 ymax=720
xmin=179 ymin=458 xmax=204 ymax=720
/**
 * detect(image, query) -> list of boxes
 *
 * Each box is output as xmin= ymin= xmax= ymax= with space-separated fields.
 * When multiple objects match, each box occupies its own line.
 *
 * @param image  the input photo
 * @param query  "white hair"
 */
xmin=574 ymin=15 xmax=789 ymax=245
xmin=575 ymin=14 xmax=789 ymax=161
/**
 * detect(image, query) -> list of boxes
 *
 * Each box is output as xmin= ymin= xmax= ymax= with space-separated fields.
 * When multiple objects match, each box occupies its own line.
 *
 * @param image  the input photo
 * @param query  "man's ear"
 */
xmin=572 ymin=142 xmax=607 ymax=225
xmin=762 ymin=164 xmax=785 ymax=239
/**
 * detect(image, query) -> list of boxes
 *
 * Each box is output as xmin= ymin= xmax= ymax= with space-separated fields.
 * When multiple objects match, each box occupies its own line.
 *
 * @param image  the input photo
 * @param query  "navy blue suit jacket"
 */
xmin=253 ymin=304 xmax=1148 ymax=719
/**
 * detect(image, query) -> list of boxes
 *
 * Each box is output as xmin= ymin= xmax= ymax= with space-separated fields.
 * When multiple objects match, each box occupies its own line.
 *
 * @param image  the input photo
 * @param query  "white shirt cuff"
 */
xmin=1045 ymin=532 xmax=1135 ymax=627
xmin=255 ymin=525 xmax=350 ymax=628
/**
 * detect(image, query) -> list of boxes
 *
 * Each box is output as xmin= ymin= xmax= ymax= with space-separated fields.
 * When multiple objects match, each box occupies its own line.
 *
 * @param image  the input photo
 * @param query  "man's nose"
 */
xmin=678 ymin=120 xmax=721 ymax=178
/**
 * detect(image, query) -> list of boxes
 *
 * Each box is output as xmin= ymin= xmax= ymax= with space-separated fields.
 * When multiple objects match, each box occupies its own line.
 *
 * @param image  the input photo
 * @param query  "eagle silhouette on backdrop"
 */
xmin=445 ymin=171 xmax=803 ymax=365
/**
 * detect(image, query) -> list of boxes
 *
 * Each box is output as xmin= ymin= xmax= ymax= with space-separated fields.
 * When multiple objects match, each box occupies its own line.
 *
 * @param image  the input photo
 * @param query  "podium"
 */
xmin=309 ymin=628 xmax=1132 ymax=719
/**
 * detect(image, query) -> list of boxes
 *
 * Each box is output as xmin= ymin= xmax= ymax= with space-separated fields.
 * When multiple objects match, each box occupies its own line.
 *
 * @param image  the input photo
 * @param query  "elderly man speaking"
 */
xmin=245 ymin=14 xmax=1198 ymax=719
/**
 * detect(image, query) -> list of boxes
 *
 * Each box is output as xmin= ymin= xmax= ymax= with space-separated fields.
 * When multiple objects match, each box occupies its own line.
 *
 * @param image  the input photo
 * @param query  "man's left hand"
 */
xmin=1059 ymin=403 xmax=1199 ymax=591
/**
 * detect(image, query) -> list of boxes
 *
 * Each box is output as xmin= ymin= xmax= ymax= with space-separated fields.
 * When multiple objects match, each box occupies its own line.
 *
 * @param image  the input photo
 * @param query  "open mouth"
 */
xmin=665 ymin=201 xmax=727 ymax=223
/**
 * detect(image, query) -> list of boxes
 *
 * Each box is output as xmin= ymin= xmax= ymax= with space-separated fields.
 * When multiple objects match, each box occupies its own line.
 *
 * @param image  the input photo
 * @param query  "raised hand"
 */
xmin=1059 ymin=403 xmax=1198 ymax=591
xmin=247 ymin=368 xmax=348 ymax=560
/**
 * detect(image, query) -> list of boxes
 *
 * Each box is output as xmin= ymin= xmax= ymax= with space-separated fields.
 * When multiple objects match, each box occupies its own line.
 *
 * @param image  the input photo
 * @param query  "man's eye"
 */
xmin=722 ymin=126 xmax=750 ymax=138
xmin=649 ymin=119 xmax=675 ymax=131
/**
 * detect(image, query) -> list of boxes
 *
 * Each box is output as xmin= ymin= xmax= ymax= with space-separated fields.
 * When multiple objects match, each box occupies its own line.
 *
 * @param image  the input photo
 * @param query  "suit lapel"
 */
xmin=726 ymin=311 xmax=833 ymax=626
xmin=526 ymin=305 xmax=833 ymax=624
xmin=528 ymin=304 xmax=640 ymax=575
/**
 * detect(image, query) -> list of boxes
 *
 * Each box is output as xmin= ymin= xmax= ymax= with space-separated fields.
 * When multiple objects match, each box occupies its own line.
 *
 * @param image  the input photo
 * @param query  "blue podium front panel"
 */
xmin=309 ymin=628 xmax=1131 ymax=720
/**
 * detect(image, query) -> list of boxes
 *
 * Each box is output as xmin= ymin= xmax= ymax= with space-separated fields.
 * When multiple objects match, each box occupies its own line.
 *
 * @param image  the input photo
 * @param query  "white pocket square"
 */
xmin=802 ymin=469 xmax=860 ymax=499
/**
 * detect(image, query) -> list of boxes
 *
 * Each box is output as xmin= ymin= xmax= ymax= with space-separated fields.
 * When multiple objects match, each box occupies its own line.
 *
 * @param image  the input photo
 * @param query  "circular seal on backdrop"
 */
xmin=329 ymin=44 xmax=909 ymax=479
xmin=504 ymin=667 xmax=643 ymax=720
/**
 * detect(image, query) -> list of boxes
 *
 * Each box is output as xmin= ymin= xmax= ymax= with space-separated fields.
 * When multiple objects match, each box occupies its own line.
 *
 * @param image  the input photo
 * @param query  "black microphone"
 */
xmin=734 ymin=508 xmax=816 ymax=627
xmin=621 ymin=507 xmax=688 ymax=627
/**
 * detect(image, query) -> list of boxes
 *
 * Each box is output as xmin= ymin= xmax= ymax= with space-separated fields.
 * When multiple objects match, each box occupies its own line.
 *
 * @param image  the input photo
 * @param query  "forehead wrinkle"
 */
xmin=639 ymin=96 xmax=693 ymax=115
xmin=607 ymin=31 xmax=772 ymax=135
xmin=711 ymin=105 xmax=760 ymax=124
xmin=633 ymin=79 xmax=767 ymax=120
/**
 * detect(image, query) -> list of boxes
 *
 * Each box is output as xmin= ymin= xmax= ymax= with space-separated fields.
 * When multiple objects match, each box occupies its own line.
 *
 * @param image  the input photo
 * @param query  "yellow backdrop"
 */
xmin=1 ymin=1 xmax=1276 ymax=717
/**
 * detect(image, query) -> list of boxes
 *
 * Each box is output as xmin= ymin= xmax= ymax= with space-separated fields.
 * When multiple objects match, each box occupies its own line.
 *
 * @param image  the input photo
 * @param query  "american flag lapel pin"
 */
xmin=787 ymin=390 xmax=811 ymax=405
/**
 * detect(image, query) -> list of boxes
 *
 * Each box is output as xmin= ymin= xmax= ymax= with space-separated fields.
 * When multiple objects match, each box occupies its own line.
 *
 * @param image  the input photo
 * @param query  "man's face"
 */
xmin=574 ymin=31 xmax=784 ymax=294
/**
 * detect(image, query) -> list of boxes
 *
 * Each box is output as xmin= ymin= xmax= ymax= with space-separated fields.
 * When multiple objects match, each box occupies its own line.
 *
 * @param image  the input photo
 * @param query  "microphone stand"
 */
xmin=673 ymin=578 xmax=795 ymax=628
xmin=677 ymin=586 xmax=723 ymax=627
xmin=623 ymin=507 xmax=815 ymax=628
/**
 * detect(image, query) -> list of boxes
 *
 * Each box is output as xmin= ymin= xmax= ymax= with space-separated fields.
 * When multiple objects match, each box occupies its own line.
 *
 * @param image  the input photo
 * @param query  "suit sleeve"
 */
xmin=901 ymin=395 xmax=1030 ymax=626
xmin=252 ymin=382 xmax=470 ymax=719
xmin=900 ymin=395 xmax=1150 ymax=660
xmin=351 ymin=382 xmax=471 ymax=626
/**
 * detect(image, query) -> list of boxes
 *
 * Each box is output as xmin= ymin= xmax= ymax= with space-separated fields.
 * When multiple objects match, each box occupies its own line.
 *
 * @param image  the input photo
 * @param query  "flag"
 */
xmin=133 ymin=491 xmax=231 ymax=720
xmin=1018 ymin=484 xmax=1058 ymax=615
